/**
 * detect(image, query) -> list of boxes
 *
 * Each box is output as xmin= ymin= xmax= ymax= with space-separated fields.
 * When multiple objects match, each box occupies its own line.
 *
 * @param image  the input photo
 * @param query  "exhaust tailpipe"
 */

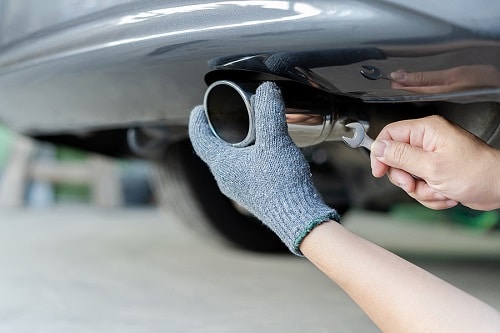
xmin=204 ymin=80 xmax=367 ymax=148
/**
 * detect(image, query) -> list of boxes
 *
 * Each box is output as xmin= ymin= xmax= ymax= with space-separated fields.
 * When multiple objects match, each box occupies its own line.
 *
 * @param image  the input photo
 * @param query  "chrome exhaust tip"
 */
xmin=204 ymin=80 xmax=366 ymax=147
xmin=204 ymin=80 xmax=256 ymax=148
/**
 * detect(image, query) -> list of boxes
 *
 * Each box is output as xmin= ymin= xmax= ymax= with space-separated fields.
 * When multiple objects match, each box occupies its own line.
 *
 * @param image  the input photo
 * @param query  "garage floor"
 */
xmin=0 ymin=207 xmax=498 ymax=332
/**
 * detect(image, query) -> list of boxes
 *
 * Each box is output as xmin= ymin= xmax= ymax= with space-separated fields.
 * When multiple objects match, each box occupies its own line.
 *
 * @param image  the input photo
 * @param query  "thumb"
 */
xmin=372 ymin=139 xmax=430 ymax=178
xmin=252 ymin=82 xmax=289 ymax=146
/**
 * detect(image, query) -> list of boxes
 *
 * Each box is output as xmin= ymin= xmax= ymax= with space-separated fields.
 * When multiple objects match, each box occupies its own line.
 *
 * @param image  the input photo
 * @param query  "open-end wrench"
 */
xmin=342 ymin=122 xmax=374 ymax=150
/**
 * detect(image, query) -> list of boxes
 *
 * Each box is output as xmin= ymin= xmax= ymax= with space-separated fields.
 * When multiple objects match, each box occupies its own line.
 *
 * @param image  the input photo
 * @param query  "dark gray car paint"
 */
xmin=0 ymin=0 xmax=499 ymax=137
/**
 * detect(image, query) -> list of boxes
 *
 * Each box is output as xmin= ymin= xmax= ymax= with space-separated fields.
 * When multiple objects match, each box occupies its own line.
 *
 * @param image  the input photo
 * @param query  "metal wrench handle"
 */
xmin=359 ymin=135 xmax=374 ymax=151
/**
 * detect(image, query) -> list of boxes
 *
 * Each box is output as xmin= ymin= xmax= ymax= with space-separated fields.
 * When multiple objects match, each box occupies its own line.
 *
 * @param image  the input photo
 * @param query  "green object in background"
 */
xmin=54 ymin=146 xmax=91 ymax=203
xmin=448 ymin=206 xmax=499 ymax=231
xmin=0 ymin=125 xmax=13 ymax=167
xmin=390 ymin=203 xmax=499 ymax=232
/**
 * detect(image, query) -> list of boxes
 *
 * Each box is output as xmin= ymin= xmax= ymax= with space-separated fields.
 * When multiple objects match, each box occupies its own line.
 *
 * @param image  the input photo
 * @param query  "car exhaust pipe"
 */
xmin=204 ymin=80 xmax=367 ymax=148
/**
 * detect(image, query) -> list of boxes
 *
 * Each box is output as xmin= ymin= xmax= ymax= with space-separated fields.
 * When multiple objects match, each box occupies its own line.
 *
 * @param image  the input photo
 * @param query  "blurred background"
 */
xmin=0 ymin=124 xmax=499 ymax=333
xmin=1 ymin=122 xmax=498 ymax=233
xmin=0 ymin=123 xmax=154 ymax=208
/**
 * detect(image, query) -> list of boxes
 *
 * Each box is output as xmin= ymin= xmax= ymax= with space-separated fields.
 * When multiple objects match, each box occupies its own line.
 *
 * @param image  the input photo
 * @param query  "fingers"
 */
xmin=252 ymin=82 xmax=289 ymax=146
xmin=370 ymin=116 xmax=450 ymax=180
xmin=370 ymin=116 xmax=499 ymax=210
xmin=188 ymin=105 xmax=228 ymax=163
xmin=370 ymin=116 xmax=461 ymax=209
xmin=386 ymin=168 xmax=417 ymax=193
xmin=391 ymin=69 xmax=448 ymax=87
xmin=386 ymin=167 xmax=458 ymax=210
xmin=390 ymin=69 xmax=456 ymax=94
xmin=371 ymin=139 xmax=431 ymax=180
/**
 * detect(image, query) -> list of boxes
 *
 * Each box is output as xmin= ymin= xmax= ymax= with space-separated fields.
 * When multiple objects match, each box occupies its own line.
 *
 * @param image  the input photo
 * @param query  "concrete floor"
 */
xmin=0 ymin=207 xmax=498 ymax=333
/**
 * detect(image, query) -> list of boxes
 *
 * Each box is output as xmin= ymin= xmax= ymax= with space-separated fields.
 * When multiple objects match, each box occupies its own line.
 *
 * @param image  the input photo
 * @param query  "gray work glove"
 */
xmin=189 ymin=82 xmax=340 ymax=255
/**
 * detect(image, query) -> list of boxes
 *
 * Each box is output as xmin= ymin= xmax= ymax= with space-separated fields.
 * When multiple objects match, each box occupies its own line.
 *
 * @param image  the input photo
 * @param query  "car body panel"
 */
xmin=0 ymin=0 xmax=499 ymax=138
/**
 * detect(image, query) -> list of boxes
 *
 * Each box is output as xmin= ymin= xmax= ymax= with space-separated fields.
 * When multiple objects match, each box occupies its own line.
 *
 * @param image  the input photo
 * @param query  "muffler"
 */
xmin=204 ymin=80 xmax=367 ymax=148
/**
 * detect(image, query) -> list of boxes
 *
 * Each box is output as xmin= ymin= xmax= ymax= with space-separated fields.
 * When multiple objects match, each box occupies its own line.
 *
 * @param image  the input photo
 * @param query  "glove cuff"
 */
xmin=292 ymin=211 xmax=341 ymax=256
xmin=262 ymin=199 xmax=341 ymax=256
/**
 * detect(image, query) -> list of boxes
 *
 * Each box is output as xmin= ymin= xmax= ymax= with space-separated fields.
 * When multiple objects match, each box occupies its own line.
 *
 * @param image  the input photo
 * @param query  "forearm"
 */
xmin=300 ymin=222 xmax=500 ymax=333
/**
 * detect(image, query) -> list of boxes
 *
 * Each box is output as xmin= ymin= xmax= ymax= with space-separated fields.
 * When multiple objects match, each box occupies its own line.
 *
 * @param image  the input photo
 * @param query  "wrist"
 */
xmin=292 ymin=211 xmax=341 ymax=255
xmin=262 ymin=197 xmax=340 ymax=256
xmin=492 ymin=149 xmax=500 ymax=209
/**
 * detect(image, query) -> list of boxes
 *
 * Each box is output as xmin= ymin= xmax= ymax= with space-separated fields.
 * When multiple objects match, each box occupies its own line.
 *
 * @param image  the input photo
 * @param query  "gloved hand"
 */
xmin=189 ymin=82 xmax=339 ymax=255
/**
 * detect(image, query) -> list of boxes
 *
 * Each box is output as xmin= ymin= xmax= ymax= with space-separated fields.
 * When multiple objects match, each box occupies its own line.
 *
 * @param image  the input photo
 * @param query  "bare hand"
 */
xmin=370 ymin=116 xmax=500 ymax=210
